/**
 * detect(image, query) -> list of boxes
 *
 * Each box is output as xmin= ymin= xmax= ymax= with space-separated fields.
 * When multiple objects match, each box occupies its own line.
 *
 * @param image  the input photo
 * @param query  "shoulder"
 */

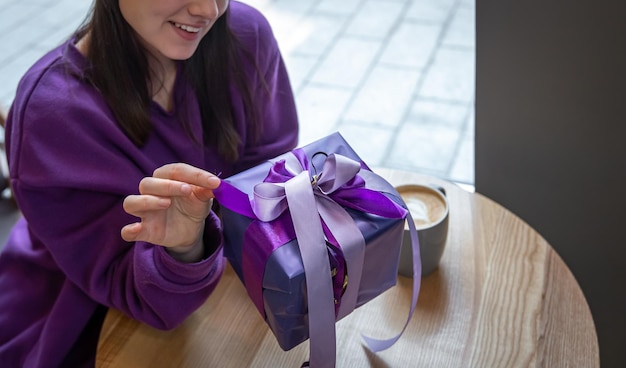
xmin=10 ymin=40 xmax=113 ymax=135
xmin=229 ymin=1 xmax=273 ymax=32
xmin=228 ymin=1 xmax=278 ymax=53
xmin=12 ymin=42 xmax=73 ymax=113
xmin=6 ymin=41 xmax=128 ymax=181
xmin=10 ymin=39 xmax=100 ymax=127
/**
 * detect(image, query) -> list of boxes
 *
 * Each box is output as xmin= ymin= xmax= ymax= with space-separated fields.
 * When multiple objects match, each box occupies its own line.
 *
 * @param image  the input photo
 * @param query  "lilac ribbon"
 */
xmin=362 ymin=209 xmax=422 ymax=352
xmin=214 ymin=150 xmax=419 ymax=367
xmin=284 ymin=172 xmax=336 ymax=368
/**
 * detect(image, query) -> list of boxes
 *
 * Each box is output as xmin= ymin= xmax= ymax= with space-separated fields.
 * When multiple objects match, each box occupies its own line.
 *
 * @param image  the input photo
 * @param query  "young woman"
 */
xmin=0 ymin=0 xmax=298 ymax=366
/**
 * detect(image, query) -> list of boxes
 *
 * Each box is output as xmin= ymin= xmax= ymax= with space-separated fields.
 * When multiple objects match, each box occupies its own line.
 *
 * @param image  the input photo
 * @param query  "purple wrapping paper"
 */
xmin=218 ymin=132 xmax=407 ymax=351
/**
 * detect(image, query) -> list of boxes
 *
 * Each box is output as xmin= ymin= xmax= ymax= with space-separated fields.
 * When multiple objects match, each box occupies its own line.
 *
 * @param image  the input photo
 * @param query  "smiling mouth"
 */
xmin=170 ymin=21 xmax=201 ymax=33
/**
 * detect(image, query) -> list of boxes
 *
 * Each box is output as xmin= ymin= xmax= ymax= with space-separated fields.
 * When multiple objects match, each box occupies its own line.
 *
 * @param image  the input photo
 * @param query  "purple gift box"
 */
xmin=214 ymin=133 xmax=410 ymax=354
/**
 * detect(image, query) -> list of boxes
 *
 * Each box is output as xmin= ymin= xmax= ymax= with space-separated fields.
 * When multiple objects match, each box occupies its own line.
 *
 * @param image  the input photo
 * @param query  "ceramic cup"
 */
xmin=396 ymin=184 xmax=449 ymax=277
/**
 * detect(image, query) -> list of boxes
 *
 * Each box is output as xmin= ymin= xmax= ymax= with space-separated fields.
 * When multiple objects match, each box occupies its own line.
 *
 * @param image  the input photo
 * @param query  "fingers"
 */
xmin=121 ymin=192 xmax=172 ymax=244
xmin=151 ymin=164 xmax=220 ymax=202
xmin=120 ymin=221 xmax=165 ymax=244
xmin=123 ymin=193 xmax=171 ymax=217
xmin=139 ymin=175 xmax=215 ymax=203
xmin=153 ymin=163 xmax=221 ymax=189
xmin=120 ymin=163 xmax=219 ymax=245
xmin=138 ymin=177 xmax=192 ymax=198
xmin=121 ymin=222 xmax=142 ymax=242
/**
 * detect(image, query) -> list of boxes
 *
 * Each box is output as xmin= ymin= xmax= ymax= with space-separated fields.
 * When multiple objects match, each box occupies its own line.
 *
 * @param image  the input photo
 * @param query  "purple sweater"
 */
xmin=0 ymin=2 xmax=298 ymax=367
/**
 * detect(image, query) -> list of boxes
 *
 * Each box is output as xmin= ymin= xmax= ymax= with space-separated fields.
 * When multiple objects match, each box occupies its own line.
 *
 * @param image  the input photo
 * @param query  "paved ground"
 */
xmin=0 ymin=0 xmax=475 ymax=186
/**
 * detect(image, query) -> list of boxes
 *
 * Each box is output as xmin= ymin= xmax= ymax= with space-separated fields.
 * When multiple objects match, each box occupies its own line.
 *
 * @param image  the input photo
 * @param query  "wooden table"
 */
xmin=97 ymin=170 xmax=599 ymax=367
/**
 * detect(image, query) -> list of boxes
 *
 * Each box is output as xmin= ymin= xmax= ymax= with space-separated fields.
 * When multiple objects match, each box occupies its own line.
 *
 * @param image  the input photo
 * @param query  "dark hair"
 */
xmin=76 ymin=0 xmax=261 ymax=161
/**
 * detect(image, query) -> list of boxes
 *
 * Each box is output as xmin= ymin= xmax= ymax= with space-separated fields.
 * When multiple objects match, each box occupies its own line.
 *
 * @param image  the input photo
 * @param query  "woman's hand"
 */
xmin=121 ymin=163 xmax=221 ymax=262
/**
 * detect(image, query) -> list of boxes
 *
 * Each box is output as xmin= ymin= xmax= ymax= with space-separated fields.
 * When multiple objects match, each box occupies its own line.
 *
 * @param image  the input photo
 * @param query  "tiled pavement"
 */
xmin=0 ymin=0 xmax=475 ymax=187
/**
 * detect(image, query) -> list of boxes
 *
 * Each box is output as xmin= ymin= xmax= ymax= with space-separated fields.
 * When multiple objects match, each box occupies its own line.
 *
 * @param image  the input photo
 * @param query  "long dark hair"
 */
xmin=76 ymin=0 xmax=260 ymax=161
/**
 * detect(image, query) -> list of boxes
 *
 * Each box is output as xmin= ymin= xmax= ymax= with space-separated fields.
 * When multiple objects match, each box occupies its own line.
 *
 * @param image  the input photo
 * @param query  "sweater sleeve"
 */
xmin=6 ymin=60 xmax=225 ymax=330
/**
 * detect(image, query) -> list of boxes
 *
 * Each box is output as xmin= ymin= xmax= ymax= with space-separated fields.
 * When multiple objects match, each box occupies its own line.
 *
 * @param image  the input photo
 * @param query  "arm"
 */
xmin=6 ymin=75 xmax=225 ymax=330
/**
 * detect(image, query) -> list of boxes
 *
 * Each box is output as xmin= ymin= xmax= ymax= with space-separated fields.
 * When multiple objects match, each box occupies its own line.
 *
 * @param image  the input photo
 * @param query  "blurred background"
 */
xmin=0 ymin=0 xmax=476 ymax=188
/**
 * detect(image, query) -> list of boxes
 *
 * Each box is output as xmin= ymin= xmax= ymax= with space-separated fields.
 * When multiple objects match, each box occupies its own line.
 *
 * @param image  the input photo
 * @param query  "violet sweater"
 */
xmin=0 ymin=2 xmax=298 ymax=367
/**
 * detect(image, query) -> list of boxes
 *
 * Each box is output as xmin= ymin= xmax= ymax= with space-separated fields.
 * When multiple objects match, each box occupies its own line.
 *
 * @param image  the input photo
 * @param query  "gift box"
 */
xmin=214 ymin=133 xmax=416 ymax=364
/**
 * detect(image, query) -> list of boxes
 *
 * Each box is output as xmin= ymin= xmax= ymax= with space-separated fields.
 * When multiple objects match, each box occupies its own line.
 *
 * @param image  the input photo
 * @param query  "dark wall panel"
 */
xmin=476 ymin=1 xmax=626 ymax=366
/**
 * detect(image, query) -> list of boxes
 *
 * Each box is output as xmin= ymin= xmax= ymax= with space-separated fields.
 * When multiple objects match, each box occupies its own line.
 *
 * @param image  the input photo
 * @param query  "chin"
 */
xmin=162 ymin=45 xmax=200 ymax=61
xmin=167 ymin=51 xmax=197 ymax=61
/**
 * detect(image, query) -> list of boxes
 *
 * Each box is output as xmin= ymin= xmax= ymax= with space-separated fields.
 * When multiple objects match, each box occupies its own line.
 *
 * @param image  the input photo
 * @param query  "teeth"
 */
xmin=173 ymin=22 xmax=201 ymax=33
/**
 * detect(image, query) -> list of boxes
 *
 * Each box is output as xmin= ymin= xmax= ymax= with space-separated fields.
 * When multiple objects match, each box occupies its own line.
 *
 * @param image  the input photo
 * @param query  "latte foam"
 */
xmin=397 ymin=185 xmax=447 ymax=230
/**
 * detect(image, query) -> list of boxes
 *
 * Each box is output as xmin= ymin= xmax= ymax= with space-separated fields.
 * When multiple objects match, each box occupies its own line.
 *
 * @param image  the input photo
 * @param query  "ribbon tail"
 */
xmin=361 ymin=211 xmax=422 ymax=352
xmin=285 ymin=172 xmax=336 ymax=368
xmin=315 ymin=195 xmax=365 ymax=320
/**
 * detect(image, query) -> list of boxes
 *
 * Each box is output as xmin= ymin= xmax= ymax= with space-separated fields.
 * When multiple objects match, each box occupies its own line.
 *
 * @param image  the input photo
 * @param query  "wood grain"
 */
xmin=97 ymin=170 xmax=599 ymax=367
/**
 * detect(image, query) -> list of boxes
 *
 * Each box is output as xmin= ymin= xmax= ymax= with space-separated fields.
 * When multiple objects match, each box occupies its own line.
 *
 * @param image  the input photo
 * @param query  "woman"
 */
xmin=0 ymin=0 xmax=298 ymax=366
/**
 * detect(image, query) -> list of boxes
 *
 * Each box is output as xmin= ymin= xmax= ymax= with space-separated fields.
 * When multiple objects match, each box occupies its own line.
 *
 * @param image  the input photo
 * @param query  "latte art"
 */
xmin=398 ymin=186 xmax=447 ymax=230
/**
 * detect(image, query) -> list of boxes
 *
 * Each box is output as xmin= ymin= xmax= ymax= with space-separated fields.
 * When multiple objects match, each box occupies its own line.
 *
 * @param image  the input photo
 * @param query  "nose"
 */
xmin=188 ymin=0 xmax=220 ymax=19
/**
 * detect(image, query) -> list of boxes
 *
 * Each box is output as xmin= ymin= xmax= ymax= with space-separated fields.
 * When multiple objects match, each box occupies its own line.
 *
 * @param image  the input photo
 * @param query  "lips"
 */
xmin=170 ymin=21 xmax=202 ymax=33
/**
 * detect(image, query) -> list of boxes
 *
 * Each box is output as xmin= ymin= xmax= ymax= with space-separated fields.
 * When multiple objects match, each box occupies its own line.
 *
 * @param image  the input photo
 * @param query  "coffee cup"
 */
xmin=396 ymin=184 xmax=449 ymax=277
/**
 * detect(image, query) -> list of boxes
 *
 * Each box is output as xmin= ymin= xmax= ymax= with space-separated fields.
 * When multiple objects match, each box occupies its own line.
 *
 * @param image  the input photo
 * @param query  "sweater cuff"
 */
xmin=153 ymin=212 xmax=225 ymax=286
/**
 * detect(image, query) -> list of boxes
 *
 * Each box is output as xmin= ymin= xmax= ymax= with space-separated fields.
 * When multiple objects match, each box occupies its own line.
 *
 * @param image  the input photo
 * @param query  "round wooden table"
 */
xmin=97 ymin=170 xmax=599 ymax=367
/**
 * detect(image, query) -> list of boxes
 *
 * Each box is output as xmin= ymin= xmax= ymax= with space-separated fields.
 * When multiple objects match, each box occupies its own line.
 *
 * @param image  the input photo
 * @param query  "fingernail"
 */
xmin=208 ymin=176 xmax=221 ymax=187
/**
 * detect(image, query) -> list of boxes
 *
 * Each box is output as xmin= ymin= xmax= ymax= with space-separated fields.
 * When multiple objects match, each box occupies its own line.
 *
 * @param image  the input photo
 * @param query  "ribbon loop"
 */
xmin=316 ymin=154 xmax=362 ymax=194
xmin=252 ymin=182 xmax=288 ymax=222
